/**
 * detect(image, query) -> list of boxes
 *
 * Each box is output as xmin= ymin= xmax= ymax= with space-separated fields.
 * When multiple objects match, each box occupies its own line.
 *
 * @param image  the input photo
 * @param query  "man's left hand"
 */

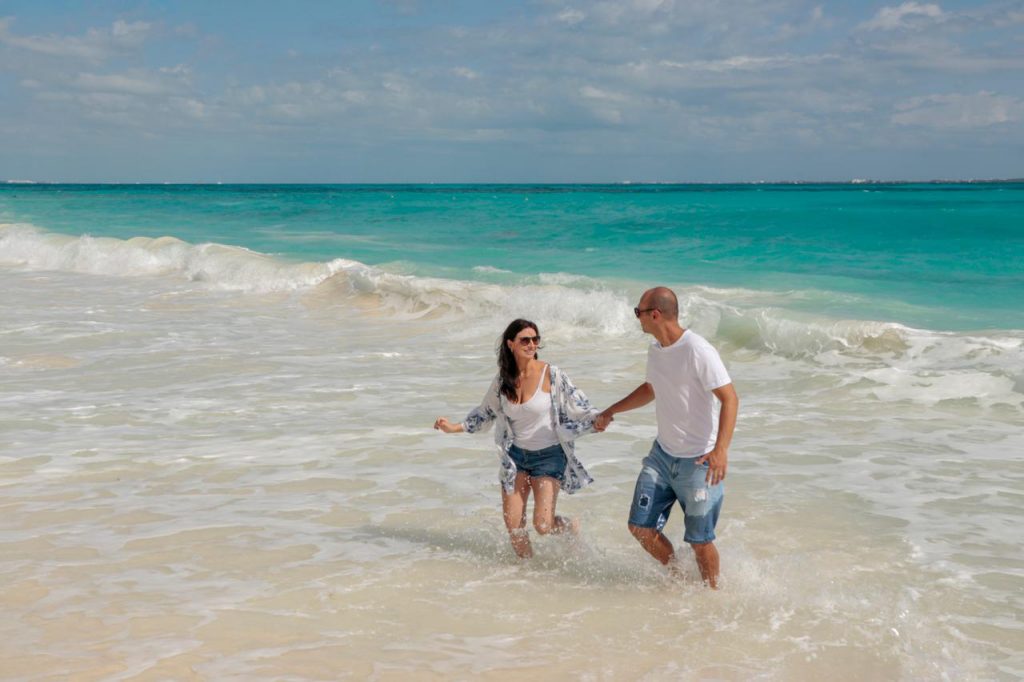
xmin=695 ymin=447 xmax=727 ymax=485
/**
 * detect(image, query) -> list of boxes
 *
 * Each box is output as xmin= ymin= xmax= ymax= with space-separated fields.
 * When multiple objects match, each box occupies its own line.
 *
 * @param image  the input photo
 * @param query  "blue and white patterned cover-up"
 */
xmin=460 ymin=364 xmax=599 ymax=494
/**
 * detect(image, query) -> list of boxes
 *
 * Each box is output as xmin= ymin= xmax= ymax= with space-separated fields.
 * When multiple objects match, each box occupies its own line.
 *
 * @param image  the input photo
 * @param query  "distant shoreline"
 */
xmin=4 ymin=179 xmax=1023 ymax=187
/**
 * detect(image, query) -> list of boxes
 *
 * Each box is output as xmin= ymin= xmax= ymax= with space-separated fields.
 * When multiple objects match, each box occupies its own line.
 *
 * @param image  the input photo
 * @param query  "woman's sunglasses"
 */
xmin=516 ymin=335 xmax=541 ymax=346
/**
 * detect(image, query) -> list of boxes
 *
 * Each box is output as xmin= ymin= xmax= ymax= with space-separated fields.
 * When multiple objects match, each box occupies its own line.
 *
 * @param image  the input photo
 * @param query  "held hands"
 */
xmin=592 ymin=410 xmax=614 ymax=432
xmin=695 ymin=447 xmax=728 ymax=485
xmin=433 ymin=417 xmax=461 ymax=434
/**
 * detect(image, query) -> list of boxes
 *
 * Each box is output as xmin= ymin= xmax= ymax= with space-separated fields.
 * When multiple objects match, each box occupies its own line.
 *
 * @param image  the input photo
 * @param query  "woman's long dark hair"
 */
xmin=498 ymin=318 xmax=539 ymax=402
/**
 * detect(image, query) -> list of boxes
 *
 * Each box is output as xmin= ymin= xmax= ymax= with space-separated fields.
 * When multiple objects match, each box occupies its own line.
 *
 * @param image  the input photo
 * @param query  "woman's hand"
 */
xmin=433 ymin=417 xmax=463 ymax=433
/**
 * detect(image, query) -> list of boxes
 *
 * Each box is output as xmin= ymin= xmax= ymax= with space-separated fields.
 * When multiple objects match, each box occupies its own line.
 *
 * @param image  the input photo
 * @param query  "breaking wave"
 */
xmin=4 ymin=223 xmax=1023 ymax=383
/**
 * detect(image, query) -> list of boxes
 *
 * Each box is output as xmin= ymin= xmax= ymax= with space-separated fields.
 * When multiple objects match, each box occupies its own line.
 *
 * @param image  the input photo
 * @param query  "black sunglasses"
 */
xmin=515 ymin=335 xmax=541 ymax=346
xmin=634 ymin=307 xmax=657 ymax=318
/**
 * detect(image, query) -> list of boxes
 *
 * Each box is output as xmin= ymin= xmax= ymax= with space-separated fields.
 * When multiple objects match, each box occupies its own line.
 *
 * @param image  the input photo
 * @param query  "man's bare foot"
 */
xmin=666 ymin=556 xmax=685 ymax=581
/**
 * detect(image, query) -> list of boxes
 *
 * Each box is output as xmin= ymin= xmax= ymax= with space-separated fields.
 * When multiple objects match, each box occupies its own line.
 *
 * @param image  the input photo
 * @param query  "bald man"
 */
xmin=595 ymin=287 xmax=738 ymax=588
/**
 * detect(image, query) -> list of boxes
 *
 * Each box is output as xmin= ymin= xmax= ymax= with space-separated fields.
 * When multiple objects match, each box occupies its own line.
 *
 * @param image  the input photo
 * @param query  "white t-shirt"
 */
xmin=645 ymin=330 xmax=732 ymax=458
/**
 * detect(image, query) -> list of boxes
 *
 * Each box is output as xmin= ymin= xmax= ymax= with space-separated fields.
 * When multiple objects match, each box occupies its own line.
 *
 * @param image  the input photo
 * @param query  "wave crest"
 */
xmin=4 ymin=224 xmax=1021 ymax=378
xmin=0 ymin=223 xmax=349 ymax=293
xmin=707 ymin=304 xmax=912 ymax=357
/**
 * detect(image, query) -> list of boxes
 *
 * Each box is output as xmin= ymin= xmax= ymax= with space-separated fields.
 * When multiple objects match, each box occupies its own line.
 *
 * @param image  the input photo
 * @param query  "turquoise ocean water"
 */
xmin=1 ymin=182 xmax=1021 ymax=331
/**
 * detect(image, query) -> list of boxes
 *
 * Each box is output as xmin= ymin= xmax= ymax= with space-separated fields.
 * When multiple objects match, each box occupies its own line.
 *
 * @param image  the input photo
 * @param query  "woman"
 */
xmin=434 ymin=319 xmax=601 ymax=559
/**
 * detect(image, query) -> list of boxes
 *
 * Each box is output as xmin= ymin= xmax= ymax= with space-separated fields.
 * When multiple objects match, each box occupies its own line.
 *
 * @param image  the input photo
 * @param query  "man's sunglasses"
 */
xmin=634 ymin=307 xmax=657 ymax=318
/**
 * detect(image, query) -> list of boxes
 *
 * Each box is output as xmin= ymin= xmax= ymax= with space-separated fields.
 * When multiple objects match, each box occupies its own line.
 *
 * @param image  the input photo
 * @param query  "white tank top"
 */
xmin=503 ymin=365 xmax=559 ymax=450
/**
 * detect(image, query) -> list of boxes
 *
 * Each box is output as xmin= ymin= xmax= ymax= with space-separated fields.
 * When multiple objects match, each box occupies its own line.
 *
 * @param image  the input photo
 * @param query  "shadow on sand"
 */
xmin=351 ymin=522 xmax=686 ymax=589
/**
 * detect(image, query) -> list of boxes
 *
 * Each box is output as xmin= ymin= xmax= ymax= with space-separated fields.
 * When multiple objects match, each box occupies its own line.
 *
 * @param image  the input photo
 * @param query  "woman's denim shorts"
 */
xmin=508 ymin=443 xmax=567 ymax=483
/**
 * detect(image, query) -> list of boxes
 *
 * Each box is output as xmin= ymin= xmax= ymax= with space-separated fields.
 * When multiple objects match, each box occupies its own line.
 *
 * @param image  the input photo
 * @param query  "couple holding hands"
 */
xmin=434 ymin=287 xmax=739 ymax=588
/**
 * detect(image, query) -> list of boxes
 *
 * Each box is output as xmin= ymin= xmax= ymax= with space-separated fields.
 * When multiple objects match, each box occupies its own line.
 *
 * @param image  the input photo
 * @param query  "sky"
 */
xmin=0 ymin=0 xmax=1022 ymax=182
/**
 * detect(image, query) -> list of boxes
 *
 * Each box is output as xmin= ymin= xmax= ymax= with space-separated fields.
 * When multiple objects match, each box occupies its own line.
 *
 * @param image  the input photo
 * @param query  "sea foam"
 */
xmin=0 ymin=223 xmax=351 ymax=293
xmin=4 ymin=223 xmax=1023 ymax=387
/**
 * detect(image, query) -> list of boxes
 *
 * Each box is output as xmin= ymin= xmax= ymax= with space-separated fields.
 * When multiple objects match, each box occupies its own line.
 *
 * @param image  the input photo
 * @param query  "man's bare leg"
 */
xmin=691 ymin=541 xmax=719 ymax=589
xmin=629 ymin=523 xmax=677 ymax=566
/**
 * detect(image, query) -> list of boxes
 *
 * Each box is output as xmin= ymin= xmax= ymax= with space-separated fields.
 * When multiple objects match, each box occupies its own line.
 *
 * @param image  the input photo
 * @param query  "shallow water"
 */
xmin=2 ymin=247 xmax=1022 ymax=679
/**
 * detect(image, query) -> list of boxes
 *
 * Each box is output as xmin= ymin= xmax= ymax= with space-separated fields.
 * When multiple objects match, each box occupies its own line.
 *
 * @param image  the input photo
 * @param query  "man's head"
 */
xmin=634 ymin=286 xmax=679 ymax=334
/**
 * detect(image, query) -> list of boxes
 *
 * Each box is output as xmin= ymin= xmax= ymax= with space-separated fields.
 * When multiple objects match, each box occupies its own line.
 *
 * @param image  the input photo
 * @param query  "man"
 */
xmin=595 ymin=287 xmax=738 ymax=588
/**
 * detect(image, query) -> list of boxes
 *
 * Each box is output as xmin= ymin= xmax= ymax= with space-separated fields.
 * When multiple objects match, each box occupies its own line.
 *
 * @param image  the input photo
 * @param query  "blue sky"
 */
xmin=1 ymin=1 xmax=1021 ymax=182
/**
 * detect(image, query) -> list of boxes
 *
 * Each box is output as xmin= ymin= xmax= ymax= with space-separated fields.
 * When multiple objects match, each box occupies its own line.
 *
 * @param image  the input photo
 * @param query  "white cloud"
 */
xmin=110 ymin=19 xmax=150 ymax=45
xmin=160 ymin=64 xmax=192 ymax=79
xmin=598 ymin=0 xmax=672 ymax=20
xmin=659 ymin=54 xmax=838 ymax=73
xmin=586 ymin=0 xmax=673 ymax=26
xmin=591 ymin=108 xmax=622 ymax=124
xmin=67 ymin=64 xmax=192 ymax=98
xmin=74 ymin=72 xmax=176 ymax=96
xmin=774 ymin=5 xmax=832 ymax=41
xmin=452 ymin=67 xmax=479 ymax=80
xmin=862 ymin=2 xmax=946 ymax=31
xmin=579 ymin=85 xmax=628 ymax=102
xmin=0 ymin=17 xmax=150 ymax=61
xmin=175 ymin=98 xmax=207 ymax=120
xmin=223 ymin=76 xmax=391 ymax=125
xmin=632 ymin=0 xmax=671 ymax=12
xmin=893 ymin=91 xmax=1022 ymax=129
xmin=556 ymin=9 xmax=586 ymax=26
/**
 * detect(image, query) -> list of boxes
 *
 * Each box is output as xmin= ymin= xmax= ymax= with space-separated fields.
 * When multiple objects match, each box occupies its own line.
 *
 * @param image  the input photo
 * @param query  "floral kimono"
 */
xmin=461 ymin=364 xmax=599 ymax=494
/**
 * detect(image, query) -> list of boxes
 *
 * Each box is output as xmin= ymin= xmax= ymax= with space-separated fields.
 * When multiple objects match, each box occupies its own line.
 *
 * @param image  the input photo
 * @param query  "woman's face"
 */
xmin=506 ymin=326 xmax=540 ymax=364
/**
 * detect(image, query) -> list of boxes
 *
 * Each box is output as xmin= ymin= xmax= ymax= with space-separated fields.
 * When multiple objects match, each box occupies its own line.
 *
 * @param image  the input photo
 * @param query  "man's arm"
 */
xmin=594 ymin=382 xmax=655 ymax=431
xmin=695 ymin=383 xmax=738 ymax=485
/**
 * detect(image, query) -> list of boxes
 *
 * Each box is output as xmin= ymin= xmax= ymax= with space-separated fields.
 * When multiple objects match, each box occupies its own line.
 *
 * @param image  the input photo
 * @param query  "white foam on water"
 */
xmin=471 ymin=265 xmax=512 ymax=274
xmin=0 ymin=222 xmax=352 ymax=293
xmin=6 ymin=222 xmax=1022 ymax=358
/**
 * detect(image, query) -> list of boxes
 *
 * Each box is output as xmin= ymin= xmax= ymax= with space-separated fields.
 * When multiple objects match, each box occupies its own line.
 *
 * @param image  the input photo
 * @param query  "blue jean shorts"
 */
xmin=628 ymin=440 xmax=724 ymax=544
xmin=508 ymin=443 xmax=567 ymax=483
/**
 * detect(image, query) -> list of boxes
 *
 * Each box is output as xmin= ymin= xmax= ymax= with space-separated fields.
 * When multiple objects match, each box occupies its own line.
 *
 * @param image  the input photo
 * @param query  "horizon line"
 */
xmin=5 ymin=178 xmax=1023 ymax=186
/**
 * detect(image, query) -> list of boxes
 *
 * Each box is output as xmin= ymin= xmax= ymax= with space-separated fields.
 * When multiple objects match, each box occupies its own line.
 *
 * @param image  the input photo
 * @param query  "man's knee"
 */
xmin=690 ymin=540 xmax=715 ymax=555
xmin=629 ymin=523 xmax=656 ymax=542
xmin=533 ymin=518 xmax=554 ymax=535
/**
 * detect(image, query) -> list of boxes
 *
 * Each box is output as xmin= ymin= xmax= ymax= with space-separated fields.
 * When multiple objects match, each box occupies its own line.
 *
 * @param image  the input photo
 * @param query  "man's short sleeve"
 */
xmin=696 ymin=338 xmax=731 ymax=391
xmin=644 ymin=343 xmax=655 ymax=386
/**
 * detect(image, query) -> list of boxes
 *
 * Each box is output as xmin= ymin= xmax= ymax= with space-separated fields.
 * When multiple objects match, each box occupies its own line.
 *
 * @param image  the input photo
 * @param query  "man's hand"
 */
xmin=593 ymin=411 xmax=614 ymax=432
xmin=695 ymin=447 xmax=727 ymax=485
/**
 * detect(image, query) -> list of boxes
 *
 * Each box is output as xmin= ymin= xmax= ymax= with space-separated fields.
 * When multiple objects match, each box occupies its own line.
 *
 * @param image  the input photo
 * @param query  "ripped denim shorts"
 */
xmin=627 ymin=439 xmax=724 ymax=544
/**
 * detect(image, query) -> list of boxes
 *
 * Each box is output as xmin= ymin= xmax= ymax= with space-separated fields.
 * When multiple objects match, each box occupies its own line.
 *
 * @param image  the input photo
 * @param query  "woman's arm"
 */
xmin=433 ymin=417 xmax=465 ymax=433
xmin=554 ymin=368 xmax=601 ymax=437
xmin=446 ymin=375 xmax=501 ymax=434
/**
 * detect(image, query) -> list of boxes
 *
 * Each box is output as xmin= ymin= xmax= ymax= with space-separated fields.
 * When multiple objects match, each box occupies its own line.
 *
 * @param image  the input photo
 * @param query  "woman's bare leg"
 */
xmin=501 ymin=472 xmax=533 ymax=558
xmin=530 ymin=476 xmax=577 ymax=536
